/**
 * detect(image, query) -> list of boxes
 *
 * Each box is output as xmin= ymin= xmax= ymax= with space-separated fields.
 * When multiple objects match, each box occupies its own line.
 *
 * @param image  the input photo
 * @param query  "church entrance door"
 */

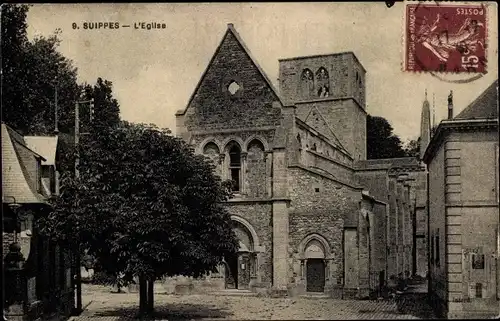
xmin=224 ymin=253 xmax=238 ymax=289
xmin=306 ymin=259 xmax=325 ymax=292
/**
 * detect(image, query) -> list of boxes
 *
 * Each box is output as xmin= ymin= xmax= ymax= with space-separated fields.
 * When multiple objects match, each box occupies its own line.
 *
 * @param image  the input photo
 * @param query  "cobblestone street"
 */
xmin=70 ymin=284 xmax=437 ymax=320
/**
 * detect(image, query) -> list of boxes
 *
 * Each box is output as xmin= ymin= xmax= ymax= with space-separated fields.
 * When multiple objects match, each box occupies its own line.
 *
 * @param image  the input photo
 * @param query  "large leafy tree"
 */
xmin=56 ymin=78 xmax=122 ymax=175
xmin=2 ymin=3 xmax=80 ymax=135
xmin=1 ymin=4 xmax=30 ymax=129
xmin=366 ymin=114 xmax=407 ymax=159
xmin=81 ymin=78 xmax=121 ymax=132
xmin=39 ymin=122 xmax=239 ymax=316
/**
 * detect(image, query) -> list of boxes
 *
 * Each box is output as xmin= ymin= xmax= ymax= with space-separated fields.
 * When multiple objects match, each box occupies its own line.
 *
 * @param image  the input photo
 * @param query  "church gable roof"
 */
xmin=454 ymin=80 xmax=498 ymax=120
xmin=176 ymin=23 xmax=286 ymax=117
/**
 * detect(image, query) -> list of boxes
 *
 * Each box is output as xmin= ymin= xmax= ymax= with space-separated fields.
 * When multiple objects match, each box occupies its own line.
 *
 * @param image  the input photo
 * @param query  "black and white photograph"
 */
xmin=2 ymin=2 xmax=499 ymax=320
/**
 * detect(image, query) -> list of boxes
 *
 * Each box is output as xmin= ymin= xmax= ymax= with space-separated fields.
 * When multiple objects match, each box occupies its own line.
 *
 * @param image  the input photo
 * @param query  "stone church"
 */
xmin=172 ymin=24 xmax=428 ymax=298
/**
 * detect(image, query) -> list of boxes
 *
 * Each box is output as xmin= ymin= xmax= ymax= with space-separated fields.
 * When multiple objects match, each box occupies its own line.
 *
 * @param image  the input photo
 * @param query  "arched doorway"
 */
xmin=224 ymin=219 xmax=256 ymax=290
xmin=305 ymin=239 xmax=326 ymax=293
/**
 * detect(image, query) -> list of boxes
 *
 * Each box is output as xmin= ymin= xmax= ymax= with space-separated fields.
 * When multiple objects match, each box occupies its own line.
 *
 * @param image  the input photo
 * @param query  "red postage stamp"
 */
xmin=405 ymin=3 xmax=487 ymax=73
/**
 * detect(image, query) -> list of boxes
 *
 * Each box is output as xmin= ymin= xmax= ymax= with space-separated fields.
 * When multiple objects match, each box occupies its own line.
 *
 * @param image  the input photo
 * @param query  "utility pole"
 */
xmin=73 ymin=98 xmax=82 ymax=314
xmin=54 ymin=84 xmax=59 ymax=134
xmin=73 ymin=92 xmax=93 ymax=314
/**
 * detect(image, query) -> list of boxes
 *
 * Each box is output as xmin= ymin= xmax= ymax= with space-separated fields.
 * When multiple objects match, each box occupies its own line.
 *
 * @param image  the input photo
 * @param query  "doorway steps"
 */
xmin=212 ymin=289 xmax=258 ymax=297
xmin=300 ymin=292 xmax=330 ymax=299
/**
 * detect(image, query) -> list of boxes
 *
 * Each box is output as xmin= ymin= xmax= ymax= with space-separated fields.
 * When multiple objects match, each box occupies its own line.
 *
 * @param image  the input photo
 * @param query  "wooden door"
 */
xmin=306 ymin=259 xmax=325 ymax=292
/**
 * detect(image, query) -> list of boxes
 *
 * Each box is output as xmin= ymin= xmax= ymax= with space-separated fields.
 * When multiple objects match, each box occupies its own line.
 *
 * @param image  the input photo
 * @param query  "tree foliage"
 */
xmin=403 ymin=137 xmax=421 ymax=158
xmin=402 ymin=125 xmax=439 ymax=159
xmin=2 ymin=4 xmax=80 ymax=135
xmin=55 ymin=78 xmax=122 ymax=174
xmin=81 ymin=78 xmax=121 ymax=132
xmin=367 ymin=115 xmax=407 ymax=159
xmin=39 ymin=122 xmax=239 ymax=314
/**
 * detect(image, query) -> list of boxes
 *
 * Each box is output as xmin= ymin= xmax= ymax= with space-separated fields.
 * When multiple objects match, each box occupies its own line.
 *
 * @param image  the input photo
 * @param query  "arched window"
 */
xmin=228 ymin=143 xmax=241 ymax=192
xmin=300 ymin=69 xmax=314 ymax=98
xmin=316 ymin=67 xmax=330 ymax=98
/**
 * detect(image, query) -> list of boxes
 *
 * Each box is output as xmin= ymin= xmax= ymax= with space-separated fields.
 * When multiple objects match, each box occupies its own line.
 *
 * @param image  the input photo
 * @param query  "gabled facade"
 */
xmin=2 ymin=123 xmax=74 ymax=321
xmin=423 ymin=80 xmax=499 ymax=318
xmin=173 ymin=24 xmax=427 ymax=298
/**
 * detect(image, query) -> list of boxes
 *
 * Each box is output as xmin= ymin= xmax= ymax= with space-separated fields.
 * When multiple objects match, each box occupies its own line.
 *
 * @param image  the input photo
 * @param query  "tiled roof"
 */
xmin=454 ymin=80 xmax=498 ymax=120
xmin=24 ymin=136 xmax=59 ymax=166
xmin=2 ymin=124 xmax=47 ymax=204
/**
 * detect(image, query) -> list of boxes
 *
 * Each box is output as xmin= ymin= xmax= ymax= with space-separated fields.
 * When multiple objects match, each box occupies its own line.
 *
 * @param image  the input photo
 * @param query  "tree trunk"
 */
xmin=146 ymin=278 xmax=154 ymax=314
xmin=139 ymin=276 xmax=147 ymax=316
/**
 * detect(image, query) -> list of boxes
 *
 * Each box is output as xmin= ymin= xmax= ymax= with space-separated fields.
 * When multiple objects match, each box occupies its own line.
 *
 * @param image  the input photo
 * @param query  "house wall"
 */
xmin=428 ymin=129 xmax=499 ymax=318
xmin=444 ymin=131 xmax=499 ymax=318
xmin=428 ymin=143 xmax=447 ymax=315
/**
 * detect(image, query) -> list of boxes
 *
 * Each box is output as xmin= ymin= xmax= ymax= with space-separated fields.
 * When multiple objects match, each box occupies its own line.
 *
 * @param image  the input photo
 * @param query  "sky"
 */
xmin=26 ymin=2 xmax=498 ymax=142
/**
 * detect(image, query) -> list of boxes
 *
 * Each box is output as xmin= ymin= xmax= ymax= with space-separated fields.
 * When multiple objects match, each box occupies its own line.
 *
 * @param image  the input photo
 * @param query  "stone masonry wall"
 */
xmin=225 ymin=202 xmax=273 ymax=287
xmin=289 ymin=213 xmax=343 ymax=295
xmin=279 ymin=54 xmax=350 ymax=104
xmin=182 ymin=31 xmax=283 ymax=132
xmin=369 ymin=202 xmax=388 ymax=293
xmin=279 ymin=53 xmax=367 ymax=160
xmin=287 ymin=167 xmax=361 ymax=295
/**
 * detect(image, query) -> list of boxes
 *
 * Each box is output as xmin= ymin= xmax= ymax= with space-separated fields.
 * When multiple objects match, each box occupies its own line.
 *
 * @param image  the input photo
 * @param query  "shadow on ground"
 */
xmin=394 ymin=293 xmax=439 ymax=319
xmin=358 ymin=293 xmax=438 ymax=319
xmin=91 ymin=303 xmax=233 ymax=321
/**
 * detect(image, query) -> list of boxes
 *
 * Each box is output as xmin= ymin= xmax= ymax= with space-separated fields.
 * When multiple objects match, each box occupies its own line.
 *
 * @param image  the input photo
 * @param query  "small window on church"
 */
xmin=301 ymin=69 xmax=314 ymax=97
xmin=228 ymin=81 xmax=241 ymax=95
xmin=228 ymin=144 xmax=241 ymax=192
xmin=316 ymin=67 xmax=329 ymax=98
xmin=315 ymin=187 xmax=320 ymax=193
xmin=312 ymin=143 xmax=317 ymax=151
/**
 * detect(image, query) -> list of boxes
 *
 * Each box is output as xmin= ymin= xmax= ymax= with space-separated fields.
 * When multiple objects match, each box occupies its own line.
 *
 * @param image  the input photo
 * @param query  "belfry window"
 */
xmin=229 ymin=144 xmax=241 ymax=192
xmin=300 ymin=69 xmax=315 ymax=97
xmin=316 ymin=67 xmax=330 ymax=98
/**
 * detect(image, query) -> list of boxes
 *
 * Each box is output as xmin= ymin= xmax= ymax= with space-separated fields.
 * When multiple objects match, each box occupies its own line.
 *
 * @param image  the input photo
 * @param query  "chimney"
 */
xmin=447 ymin=90 xmax=453 ymax=120
xmin=227 ymin=23 xmax=234 ymax=28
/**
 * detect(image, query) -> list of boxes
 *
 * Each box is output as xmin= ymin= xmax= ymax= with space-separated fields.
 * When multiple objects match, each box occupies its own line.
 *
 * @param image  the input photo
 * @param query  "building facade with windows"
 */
xmin=2 ymin=123 xmax=76 ymax=321
xmin=423 ymin=80 xmax=499 ymax=318
xmin=171 ymin=24 xmax=427 ymax=298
